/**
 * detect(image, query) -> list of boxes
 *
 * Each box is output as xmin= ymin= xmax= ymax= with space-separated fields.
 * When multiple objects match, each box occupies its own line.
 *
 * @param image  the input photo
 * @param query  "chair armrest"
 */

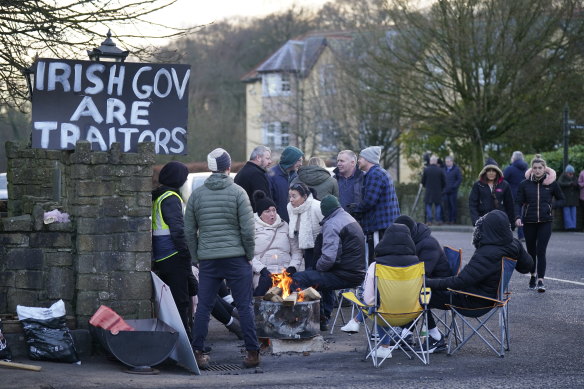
xmin=342 ymin=291 xmax=371 ymax=308
xmin=447 ymin=288 xmax=504 ymax=304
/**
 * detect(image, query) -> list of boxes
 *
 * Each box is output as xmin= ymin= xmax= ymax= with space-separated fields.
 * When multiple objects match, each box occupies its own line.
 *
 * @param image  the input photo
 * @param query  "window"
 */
xmin=320 ymin=64 xmax=336 ymax=95
xmin=262 ymin=73 xmax=292 ymax=97
xmin=263 ymin=121 xmax=290 ymax=150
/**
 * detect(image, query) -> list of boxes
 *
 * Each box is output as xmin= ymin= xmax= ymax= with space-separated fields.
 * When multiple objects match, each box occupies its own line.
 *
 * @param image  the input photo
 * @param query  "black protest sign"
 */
xmin=31 ymin=58 xmax=190 ymax=154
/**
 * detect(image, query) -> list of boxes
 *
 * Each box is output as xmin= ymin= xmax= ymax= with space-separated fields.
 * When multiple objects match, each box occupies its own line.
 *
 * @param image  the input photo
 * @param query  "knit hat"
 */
xmin=158 ymin=161 xmax=189 ymax=189
xmin=207 ymin=148 xmax=231 ymax=172
xmin=360 ymin=146 xmax=381 ymax=165
xmin=565 ymin=164 xmax=575 ymax=173
xmin=320 ymin=195 xmax=341 ymax=218
xmin=393 ymin=215 xmax=416 ymax=236
xmin=253 ymin=190 xmax=276 ymax=216
xmin=279 ymin=146 xmax=304 ymax=170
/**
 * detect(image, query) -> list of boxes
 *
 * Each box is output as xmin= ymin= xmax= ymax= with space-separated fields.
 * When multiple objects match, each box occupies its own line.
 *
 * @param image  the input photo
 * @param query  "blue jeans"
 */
xmin=193 ymin=256 xmax=259 ymax=351
xmin=292 ymin=270 xmax=359 ymax=319
xmin=563 ymin=206 xmax=577 ymax=229
xmin=425 ymin=203 xmax=442 ymax=223
xmin=442 ymin=192 xmax=458 ymax=223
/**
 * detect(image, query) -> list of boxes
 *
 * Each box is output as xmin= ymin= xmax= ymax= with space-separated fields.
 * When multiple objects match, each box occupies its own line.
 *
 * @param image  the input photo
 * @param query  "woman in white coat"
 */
xmin=287 ymin=182 xmax=324 ymax=270
xmin=252 ymin=190 xmax=303 ymax=296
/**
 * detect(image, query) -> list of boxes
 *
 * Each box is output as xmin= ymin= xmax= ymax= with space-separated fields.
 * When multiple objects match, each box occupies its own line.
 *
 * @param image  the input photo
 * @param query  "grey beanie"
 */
xmin=207 ymin=148 xmax=231 ymax=172
xmin=360 ymin=146 xmax=381 ymax=165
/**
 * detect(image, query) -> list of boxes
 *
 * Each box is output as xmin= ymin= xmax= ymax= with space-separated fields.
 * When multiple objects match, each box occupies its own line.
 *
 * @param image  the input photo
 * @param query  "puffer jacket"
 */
xmin=184 ymin=173 xmax=255 ymax=263
xmin=363 ymin=223 xmax=420 ymax=305
xmin=557 ymin=172 xmax=579 ymax=207
xmin=410 ymin=222 xmax=452 ymax=278
xmin=315 ymin=207 xmax=365 ymax=286
xmin=426 ymin=210 xmax=533 ymax=300
xmin=291 ymin=165 xmax=339 ymax=200
xmin=469 ymin=164 xmax=515 ymax=227
xmin=251 ymin=214 xmax=302 ymax=287
xmin=515 ymin=167 xmax=565 ymax=223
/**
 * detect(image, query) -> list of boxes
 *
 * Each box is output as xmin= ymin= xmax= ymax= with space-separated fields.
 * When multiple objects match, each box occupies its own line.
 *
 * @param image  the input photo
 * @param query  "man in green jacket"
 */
xmin=184 ymin=148 xmax=259 ymax=369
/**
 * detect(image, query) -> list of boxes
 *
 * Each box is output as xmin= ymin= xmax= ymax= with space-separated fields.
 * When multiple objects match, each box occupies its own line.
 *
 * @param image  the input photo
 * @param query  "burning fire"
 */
xmin=270 ymin=269 xmax=304 ymax=302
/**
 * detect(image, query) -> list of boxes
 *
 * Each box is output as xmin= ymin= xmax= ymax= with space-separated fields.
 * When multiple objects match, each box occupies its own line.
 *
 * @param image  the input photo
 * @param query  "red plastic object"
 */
xmin=89 ymin=305 xmax=135 ymax=334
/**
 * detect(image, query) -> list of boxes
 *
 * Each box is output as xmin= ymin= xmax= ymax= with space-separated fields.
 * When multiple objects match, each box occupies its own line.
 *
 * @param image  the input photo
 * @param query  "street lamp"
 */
xmin=87 ymin=30 xmax=129 ymax=62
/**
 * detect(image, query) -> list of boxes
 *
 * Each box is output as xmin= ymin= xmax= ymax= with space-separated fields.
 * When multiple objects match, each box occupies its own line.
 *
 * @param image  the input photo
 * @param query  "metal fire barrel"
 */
xmin=253 ymin=297 xmax=320 ymax=339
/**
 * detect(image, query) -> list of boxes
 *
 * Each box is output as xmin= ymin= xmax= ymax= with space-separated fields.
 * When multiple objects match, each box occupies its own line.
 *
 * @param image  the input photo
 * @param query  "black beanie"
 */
xmin=253 ymin=190 xmax=276 ymax=216
xmin=320 ymin=195 xmax=341 ymax=218
xmin=159 ymin=161 xmax=189 ymax=189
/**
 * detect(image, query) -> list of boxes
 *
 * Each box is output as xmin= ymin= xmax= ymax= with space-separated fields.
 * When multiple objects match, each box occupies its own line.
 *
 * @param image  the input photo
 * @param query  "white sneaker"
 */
xmin=341 ymin=318 xmax=360 ymax=333
xmin=374 ymin=346 xmax=392 ymax=359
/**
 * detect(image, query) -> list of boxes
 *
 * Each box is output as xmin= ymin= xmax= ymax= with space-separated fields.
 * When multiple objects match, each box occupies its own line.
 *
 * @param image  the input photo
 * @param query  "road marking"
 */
xmin=526 ymin=275 xmax=584 ymax=286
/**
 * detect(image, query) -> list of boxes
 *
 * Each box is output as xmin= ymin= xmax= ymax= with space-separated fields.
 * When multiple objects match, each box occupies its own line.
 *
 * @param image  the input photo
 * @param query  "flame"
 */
xmin=296 ymin=288 xmax=305 ymax=302
xmin=271 ymin=268 xmax=293 ymax=299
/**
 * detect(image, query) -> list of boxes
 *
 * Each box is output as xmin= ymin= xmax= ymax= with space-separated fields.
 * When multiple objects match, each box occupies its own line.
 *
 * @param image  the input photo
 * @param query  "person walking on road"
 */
xmin=469 ymin=161 xmax=515 ymax=228
xmin=515 ymin=154 xmax=565 ymax=292
xmin=422 ymin=155 xmax=446 ymax=225
xmin=504 ymin=151 xmax=528 ymax=240
xmin=558 ymin=165 xmax=579 ymax=231
xmin=184 ymin=148 xmax=259 ymax=369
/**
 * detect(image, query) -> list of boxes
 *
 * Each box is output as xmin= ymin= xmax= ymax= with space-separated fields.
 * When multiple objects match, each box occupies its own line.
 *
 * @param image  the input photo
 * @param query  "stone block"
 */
xmin=112 ymin=252 xmax=137 ymax=271
xmin=77 ymin=274 xmax=109 ymax=291
xmin=77 ymin=254 xmax=96 ymax=274
xmin=15 ymin=270 xmax=43 ymax=289
xmin=77 ymin=181 xmax=115 ymax=197
xmin=111 ymin=271 xmax=151 ymax=300
xmin=0 ymin=271 xmax=15 ymax=287
xmin=94 ymin=252 xmax=122 ymax=273
xmin=135 ymin=192 xmax=152 ymax=208
xmin=69 ymin=204 xmax=100 ymax=217
xmin=70 ymin=164 xmax=92 ymax=180
xmin=77 ymin=234 xmax=116 ymax=252
xmin=0 ymin=233 xmax=29 ymax=247
xmin=2 ymin=215 xmax=33 ymax=232
xmin=77 ymin=217 xmax=128 ymax=234
xmin=128 ymin=217 xmax=151 ymax=232
xmin=269 ymin=336 xmax=325 ymax=354
xmin=6 ymin=248 xmax=44 ymax=270
xmin=90 ymin=152 xmax=109 ymax=164
xmin=135 ymin=253 xmax=152 ymax=272
xmin=45 ymin=251 xmax=73 ymax=267
xmin=7 ymin=289 xmax=38 ymax=311
xmin=46 ymin=267 xmax=75 ymax=300
xmin=76 ymin=291 xmax=100 ymax=316
xmin=70 ymin=141 xmax=92 ymax=163
xmin=119 ymin=231 xmax=151 ymax=252
xmin=0 ymin=288 xmax=7 ymax=313
xmin=101 ymin=197 xmax=127 ymax=217
xmin=30 ymin=232 xmax=72 ymax=248
xmin=120 ymin=177 xmax=152 ymax=193
xmin=137 ymin=299 xmax=153 ymax=319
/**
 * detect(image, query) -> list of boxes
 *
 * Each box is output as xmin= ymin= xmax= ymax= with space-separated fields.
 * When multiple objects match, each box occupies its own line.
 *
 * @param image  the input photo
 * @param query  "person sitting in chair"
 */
xmin=425 ymin=209 xmax=533 ymax=352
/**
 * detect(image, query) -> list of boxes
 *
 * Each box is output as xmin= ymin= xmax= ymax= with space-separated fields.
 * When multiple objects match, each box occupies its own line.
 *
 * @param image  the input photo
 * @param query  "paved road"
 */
xmin=2 ymin=230 xmax=583 ymax=389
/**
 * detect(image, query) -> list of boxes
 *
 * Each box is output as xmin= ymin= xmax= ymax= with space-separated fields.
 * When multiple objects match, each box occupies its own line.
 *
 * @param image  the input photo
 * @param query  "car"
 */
xmin=180 ymin=172 xmax=237 ymax=202
xmin=0 ymin=173 xmax=7 ymax=200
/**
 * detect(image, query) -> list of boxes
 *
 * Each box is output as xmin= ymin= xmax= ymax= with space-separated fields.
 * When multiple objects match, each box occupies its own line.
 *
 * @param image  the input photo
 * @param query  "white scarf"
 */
xmin=288 ymin=195 xmax=316 ymax=249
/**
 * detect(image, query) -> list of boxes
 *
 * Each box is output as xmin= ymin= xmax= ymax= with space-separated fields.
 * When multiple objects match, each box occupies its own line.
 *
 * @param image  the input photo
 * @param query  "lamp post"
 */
xmin=87 ymin=29 xmax=129 ymax=62
xmin=562 ymin=104 xmax=584 ymax=170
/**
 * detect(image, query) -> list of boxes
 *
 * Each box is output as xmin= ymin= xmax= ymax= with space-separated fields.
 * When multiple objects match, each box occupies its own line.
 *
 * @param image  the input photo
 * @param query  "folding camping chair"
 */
xmin=446 ymin=256 xmax=517 ymax=357
xmin=342 ymin=262 xmax=431 ymax=367
xmin=432 ymin=246 xmax=463 ymax=336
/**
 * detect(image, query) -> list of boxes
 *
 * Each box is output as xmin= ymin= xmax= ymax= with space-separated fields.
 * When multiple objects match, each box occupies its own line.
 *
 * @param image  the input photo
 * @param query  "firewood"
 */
xmin=282 ymin=292 xmax=298 ymax=307
xmin=263 ymin=286 xmax=282 ymax=301
xmin=0 ymin=360 xmax=42 ymax=372
xmin=270 ymin=295 xmax=284 ymax=303
xmin=301 ymin=287 xmax=321 ymax=301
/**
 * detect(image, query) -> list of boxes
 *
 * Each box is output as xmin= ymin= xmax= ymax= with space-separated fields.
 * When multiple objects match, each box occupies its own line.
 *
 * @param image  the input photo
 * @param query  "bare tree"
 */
xmin=0 ymin=0 xmax=196 ymax=111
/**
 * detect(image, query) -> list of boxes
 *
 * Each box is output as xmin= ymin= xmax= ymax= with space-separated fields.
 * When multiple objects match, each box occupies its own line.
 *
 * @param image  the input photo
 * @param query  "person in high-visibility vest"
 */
xmin=152 ymin=161 xmax=194 ymax=340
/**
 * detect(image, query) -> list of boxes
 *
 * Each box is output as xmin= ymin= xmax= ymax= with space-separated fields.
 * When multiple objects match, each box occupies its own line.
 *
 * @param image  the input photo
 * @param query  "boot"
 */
xmin=226 ymin=318 xmax=244 ymax=340
xmin=194 ymin=350 xmax=210 ymax=370
xmin=243 ymin=349 xmax=260 ymax=368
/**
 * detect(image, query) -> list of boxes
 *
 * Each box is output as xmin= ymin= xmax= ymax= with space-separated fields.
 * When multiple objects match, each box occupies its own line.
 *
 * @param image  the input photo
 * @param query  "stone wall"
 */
xmin=0 ymin=141 xmax=154 ymax=327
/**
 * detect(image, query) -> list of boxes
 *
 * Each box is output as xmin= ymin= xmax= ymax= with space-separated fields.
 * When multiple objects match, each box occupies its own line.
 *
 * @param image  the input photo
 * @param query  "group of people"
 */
xmin=151 ymin=143 xmax=574 ymax=369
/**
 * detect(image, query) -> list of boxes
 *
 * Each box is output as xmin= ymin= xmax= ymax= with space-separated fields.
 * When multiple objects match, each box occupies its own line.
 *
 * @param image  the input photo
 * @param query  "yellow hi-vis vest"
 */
xmin=152 ymin=190 xmax=184 ymax=262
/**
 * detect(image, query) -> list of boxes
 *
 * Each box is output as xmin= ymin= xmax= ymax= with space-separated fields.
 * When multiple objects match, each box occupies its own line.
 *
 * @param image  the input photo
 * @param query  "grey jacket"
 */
xmin=184 ymin=173 xmax=255 ymax=263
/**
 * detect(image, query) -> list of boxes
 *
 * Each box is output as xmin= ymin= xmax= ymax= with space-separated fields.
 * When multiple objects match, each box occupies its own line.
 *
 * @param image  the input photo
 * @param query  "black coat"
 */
xmin=515 ymin=168 xmax=565 ymax=223
xmin=469 ymin=165 xmax=514 ymax=227
xmin=444 ymin=164 xmax=462 ymax=194
xmin=503 ymin=159 xmax=528 ymax=197
xmin=234 ymin=161 xmax=271 ymax=212
xmin=374 ymin=223 xmax=420 ymax=267
xmin=410 ymin=222 xmax=452 ymax=278
xmin=422 ymin=164 xmax=446 ymax=204
xmin=426 ymin=210 xmax=533 ymax=300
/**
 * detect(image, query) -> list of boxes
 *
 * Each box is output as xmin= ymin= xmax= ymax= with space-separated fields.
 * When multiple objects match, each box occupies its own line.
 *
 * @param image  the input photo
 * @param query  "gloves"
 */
xmin=260 ymin=267 xmax=271 ymax=277
xmin=285 ymin=266 xmax=297 ymax=275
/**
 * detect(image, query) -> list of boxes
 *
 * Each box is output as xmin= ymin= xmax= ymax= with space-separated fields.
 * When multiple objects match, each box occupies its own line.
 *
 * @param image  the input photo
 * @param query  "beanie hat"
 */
xmin=207 ymin=148 xmax=231 ymax=172
xmin=565 ymin=164 xmax=575 ymax=173
xmin=320 ymin=195 xmax=341 ymax=218
xmin=279 ymin=146 xmax=304 ymax=170
xmin=158 ymin=161 xmax=189 ymax=189
xmin=253 ymin=190 xmax=276 ymax=216
xmin=360 ymin=146 xmax=381 ymax=165
xmin=394 ymin=215 xmax=417 ymax=236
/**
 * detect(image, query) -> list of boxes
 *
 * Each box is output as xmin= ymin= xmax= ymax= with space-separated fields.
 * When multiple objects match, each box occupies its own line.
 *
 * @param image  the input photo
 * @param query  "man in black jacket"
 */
xmin=234 ymin=145 xmax=272 ymax=211
xmin=425 ymin=210 xmax=533 ymax=350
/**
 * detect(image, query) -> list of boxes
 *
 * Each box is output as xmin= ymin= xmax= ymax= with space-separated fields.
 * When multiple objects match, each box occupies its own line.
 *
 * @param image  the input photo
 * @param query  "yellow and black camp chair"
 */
xmin=343 ymin=262 xmax=431 ymax=367
xmin=446 ymin=256 xmax=517 ymax=357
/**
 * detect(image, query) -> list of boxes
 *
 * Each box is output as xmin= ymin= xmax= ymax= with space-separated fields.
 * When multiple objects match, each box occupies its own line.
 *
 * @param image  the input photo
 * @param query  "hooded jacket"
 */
xmin=184 ymin=173 xmax=255 ymax=263
xmin=291 ymin=165 xmax=339 ymax=200
xmin=503 ymin=158 xmax=528 ymax=196
xmin=469 ymin=164 xmax=515 ymax=227
xmin=409 ymin=222 xmax=452 ymax=278
xmin=426 ymin=210 xmax=533 ymax=301
xmin=515 ymin=167 xmax=564 ymax=223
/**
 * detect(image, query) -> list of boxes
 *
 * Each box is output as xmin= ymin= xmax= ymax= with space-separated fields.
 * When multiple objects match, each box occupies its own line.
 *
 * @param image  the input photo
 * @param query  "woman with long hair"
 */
xmin=515 ymin=154 xmax=565 ymax=292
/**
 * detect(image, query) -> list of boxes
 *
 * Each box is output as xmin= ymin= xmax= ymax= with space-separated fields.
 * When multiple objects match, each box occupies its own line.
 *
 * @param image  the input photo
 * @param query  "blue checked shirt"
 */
xmin=355 ymin=164 xmax=400 ymax=234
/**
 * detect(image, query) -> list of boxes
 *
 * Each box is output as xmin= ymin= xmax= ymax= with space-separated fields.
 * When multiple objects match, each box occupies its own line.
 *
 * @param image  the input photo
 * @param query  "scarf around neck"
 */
xmin=288 ymin=194 xmax=316 ymax=249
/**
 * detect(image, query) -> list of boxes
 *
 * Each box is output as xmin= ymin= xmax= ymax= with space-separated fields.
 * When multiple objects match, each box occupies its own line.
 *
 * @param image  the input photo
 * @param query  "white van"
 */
xmin=0 ymin=173 xmax=7 ymax=200
xmin=180 ymin=172 xmax=237 ymax=202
